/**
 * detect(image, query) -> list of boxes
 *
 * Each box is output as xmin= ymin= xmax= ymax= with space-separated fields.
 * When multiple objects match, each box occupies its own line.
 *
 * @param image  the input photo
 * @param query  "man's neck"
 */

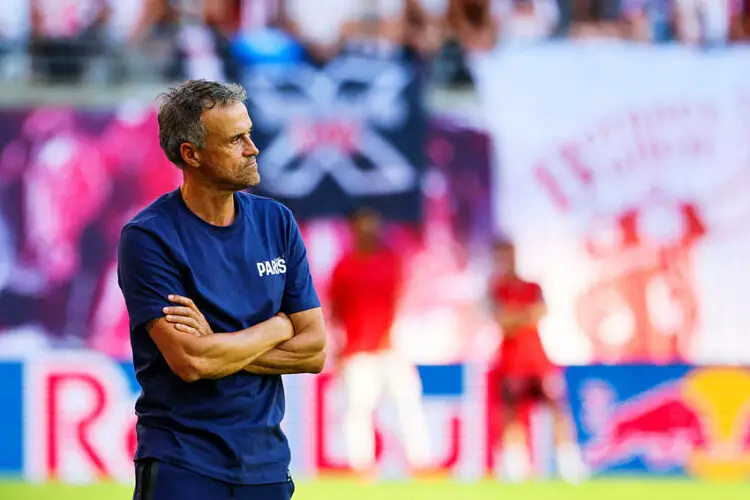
xmin=498 ymin=271 xmax=518 ymax=282
xmin=355 ymin=240 xmax=380 ymax=255
xmin=180 ymin=179 xmax=237 ymax=227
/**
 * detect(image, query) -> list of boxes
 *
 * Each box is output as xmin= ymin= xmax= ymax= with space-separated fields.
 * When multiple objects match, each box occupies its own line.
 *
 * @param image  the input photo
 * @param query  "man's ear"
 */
xmin=180 ymin=142 xmax=201 ymax=169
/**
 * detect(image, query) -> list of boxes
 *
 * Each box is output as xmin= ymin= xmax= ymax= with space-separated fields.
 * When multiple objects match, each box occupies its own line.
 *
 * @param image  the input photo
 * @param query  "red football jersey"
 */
xmin=491 ymin=277 xmax=553 ymax=376
xmin=329 ymin=247 xmax=402 ymax=357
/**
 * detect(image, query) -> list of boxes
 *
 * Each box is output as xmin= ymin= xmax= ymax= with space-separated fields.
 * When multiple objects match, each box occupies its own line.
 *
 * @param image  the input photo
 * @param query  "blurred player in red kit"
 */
xmin=489 ymin=239 xmax=587 ymax=483
xmin=329 ymin=207 xmax=431 ymax=478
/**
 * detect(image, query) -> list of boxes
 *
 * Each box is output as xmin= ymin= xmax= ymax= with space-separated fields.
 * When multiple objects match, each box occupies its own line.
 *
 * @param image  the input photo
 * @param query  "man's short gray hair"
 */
xmin=157 ymin=80 xmax=248 ymax=169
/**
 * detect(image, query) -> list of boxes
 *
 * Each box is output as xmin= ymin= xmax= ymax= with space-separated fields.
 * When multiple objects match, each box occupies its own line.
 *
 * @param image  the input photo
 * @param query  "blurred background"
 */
xmin=0 ymin=0 xmax=750 ymax=498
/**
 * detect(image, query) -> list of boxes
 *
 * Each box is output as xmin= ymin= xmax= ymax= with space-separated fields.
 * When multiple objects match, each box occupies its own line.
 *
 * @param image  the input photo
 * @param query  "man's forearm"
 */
xmin=497 ymin=311 xmax=525 ymax=331
xmin=185 ymin=315 xmax=293 ymax=379
xmin=244 ymin=351 xmax=326 ymax=375
xmin=243 ymin=327 xmax=326 ymax=375
xmin=520 ymin=303 xmax=546 ymax=327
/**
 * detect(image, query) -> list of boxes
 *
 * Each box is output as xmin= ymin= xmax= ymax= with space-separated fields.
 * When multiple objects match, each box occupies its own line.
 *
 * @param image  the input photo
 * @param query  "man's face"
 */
xmin=198 ymin=101 xmax=260 ymax=190
xmin=514 ymin=0 xmax=534 ymax=12
xmin=352 ymin=211 xmax=383 ymax=244
xmin=464 ymin=0 xmax=489 ymax=25
xmin=493 ymin=244 xmax=516 ymax=276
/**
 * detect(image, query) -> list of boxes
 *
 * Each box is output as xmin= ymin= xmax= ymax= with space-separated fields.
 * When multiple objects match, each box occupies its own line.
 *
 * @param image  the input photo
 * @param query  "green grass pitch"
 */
xmin=1 ymin=479 xmax=749 ymax=500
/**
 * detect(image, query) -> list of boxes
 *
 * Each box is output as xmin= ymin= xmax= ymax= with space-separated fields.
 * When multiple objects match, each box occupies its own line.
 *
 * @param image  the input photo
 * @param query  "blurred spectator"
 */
xmin=621 ymin=0 xmax=674 ymax=42
xmin=494 ymin=0 xmax=560 ymax=42
xmin=108 ymin=0 xmax=150 ymax=43
xmin=408 ymin=0 xmax=475 ymax=86
xmin=734 ymin=0 xmax=750 ymax=39
xmin=0 ymin=0 xmax=31 ymax=81
xmin=674 ymin=0 xmax=738 ymax=46
xmin=29 ymin=0 xmax=110 ymax=84
xmin=110 ymin=0 xmax=240 ymax=83
xmin=569 ymin=0 xmax=632 ymax=39
xmin=229 ymin=0 xmax=306 ymax=66
xmin=238 ymin=0 xmax=280 ymax=30
xmin=282 ymin=0 xmax=412 ymax=63
xmin=448 ymin=0 xmax=498 ymax=51
xmin=405 ymin=0 xmax=447 ymax=58
xmin=106 ymin=0 xmax=167 ymax=80
xmin=172 ymin=0 xmax=239 ymax=81
xmin=121 ymin=0 xmax=184 ymax=82
xmin=743 ymin=0 xmax=750 ymax=39
xmin=339 ymin=0 xmax=406 ymax=58
xmin=281 ymin=0 xmax=350 ymax=62
xmin=440 ymin=0 xmax=497 ymax=86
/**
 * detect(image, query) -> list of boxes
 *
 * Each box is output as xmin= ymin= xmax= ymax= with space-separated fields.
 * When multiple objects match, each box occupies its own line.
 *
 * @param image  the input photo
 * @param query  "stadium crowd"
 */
xmin=0 ymin=0 xmax=747 ymax=85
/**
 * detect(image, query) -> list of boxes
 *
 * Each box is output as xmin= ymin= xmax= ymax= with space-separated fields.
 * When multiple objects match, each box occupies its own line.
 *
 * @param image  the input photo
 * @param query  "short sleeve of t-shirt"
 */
xmin=281 ymin=211 xmax=320 ymax=314
xmin=117 ymin=224 xmax=187 ymax=329
xmin=491 ymin=279 xmax=545 ymax=309
xmin=530 ymin=282 xmax=544 ymax=303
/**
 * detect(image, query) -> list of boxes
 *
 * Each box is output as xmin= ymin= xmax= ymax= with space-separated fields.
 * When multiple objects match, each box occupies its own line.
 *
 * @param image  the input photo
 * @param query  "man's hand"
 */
xmin=164 ymin=296 xmax=295 ymax=340
xmin=496 ymin=301 xmax=547 ymax=338
xmin=163 ymin=295 xmax=214 ymax=336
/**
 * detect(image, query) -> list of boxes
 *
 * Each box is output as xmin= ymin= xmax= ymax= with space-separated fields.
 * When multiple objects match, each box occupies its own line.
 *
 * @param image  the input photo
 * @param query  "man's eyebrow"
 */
xmin=230 ymin=127 xmax=252 ymax=140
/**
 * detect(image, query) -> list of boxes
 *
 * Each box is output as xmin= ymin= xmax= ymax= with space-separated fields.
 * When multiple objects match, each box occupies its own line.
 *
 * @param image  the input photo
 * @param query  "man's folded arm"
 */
xmin=243 ymin=307 xmax=327 ymax=375
xmin=147 ymin=314 xmax=294 ymax=382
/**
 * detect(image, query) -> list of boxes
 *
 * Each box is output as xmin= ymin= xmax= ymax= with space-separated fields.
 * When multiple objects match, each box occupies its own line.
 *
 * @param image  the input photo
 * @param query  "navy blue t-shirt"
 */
xmin=117 ymin=189 xmax=320 ymax=485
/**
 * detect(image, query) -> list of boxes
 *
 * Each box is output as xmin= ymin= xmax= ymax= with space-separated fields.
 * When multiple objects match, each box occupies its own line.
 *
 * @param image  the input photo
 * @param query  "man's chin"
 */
xmin=232 ymin=173 xmax=260 ymax=191
xmin=247 ymin=172 xmax=261 ymax=188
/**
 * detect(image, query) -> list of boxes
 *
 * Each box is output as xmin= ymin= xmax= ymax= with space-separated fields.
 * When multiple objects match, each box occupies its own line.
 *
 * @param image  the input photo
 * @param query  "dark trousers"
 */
xmin=133 ymin=460 xmax=295 ymax=500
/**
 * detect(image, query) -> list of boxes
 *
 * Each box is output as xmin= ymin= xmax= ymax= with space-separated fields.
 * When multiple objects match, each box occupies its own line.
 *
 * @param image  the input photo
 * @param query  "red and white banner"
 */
xmin=471 ymin=44 xmax=750 ymax=366
xmin=10 ymin=353 xmax=511 ymax=483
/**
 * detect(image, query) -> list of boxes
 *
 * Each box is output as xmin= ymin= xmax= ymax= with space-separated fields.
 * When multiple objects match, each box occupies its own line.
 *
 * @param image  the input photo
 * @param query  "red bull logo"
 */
xmin=578 ymin=367 xmax=750 ymax=480
xmin=581 ymin=379 xmax=707 ymax=470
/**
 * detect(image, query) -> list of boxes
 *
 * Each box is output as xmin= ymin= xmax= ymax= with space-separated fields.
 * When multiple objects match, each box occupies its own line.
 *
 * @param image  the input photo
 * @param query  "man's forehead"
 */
xmin=202 ymin=102 xmax=252 ymax=134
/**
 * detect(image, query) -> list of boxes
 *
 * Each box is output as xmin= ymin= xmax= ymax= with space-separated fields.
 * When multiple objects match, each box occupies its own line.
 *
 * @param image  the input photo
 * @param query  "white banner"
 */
xmin=471 ymin=44 xmax=750 ymax=366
